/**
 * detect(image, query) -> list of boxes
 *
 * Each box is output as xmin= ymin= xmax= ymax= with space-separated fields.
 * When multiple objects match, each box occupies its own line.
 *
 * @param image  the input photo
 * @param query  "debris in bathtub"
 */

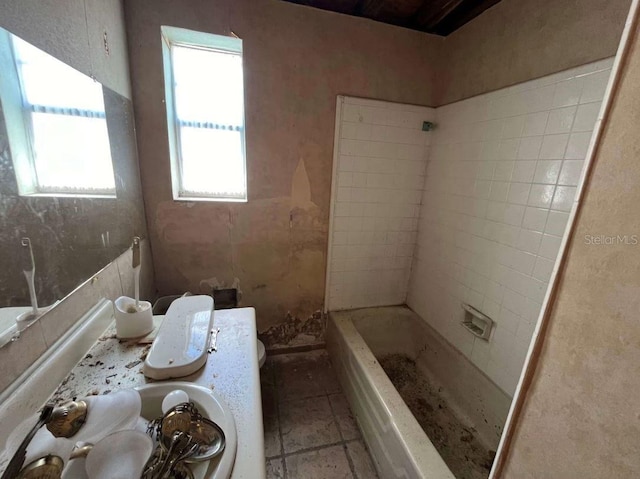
xmin=379 ymin=353 xmax=495 ymax=479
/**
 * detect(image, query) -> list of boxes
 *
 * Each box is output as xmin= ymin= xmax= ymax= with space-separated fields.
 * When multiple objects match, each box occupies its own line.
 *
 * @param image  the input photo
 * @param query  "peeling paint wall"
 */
xmin=123 ymin=0 xmax=442 ymax=337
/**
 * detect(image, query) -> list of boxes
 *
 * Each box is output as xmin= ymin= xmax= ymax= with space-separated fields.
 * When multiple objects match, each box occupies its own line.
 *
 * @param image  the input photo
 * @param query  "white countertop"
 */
xmin=0 ymin=305 xmax=266 ymax=479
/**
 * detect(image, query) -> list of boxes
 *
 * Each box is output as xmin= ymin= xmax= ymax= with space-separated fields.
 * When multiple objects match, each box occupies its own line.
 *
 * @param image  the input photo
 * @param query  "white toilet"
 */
xmin=257 ymin=339 xmax=266 ymax=368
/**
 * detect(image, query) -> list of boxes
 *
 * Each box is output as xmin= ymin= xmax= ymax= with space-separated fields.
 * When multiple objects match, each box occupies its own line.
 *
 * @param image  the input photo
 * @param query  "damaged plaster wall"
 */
xmin=123 ymin=0 xmax=442 ymax=344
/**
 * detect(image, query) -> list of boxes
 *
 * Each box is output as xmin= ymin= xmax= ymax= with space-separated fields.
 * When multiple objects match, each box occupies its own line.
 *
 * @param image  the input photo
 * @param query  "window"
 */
xmin=0 ymin=31 xmax=115 ymax=197
xmin=161 ymin=26 xmax=247 ymax=202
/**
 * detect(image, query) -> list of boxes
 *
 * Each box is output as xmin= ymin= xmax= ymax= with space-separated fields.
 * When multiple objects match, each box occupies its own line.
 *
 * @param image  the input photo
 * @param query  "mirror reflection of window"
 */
xmin=2 ymin=34 xmax=116 ymax=196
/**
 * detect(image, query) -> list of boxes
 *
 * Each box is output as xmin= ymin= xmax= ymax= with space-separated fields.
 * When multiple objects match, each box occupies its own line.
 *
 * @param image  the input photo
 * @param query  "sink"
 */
xmin=136 ymin=382 xmax=237 ymax=479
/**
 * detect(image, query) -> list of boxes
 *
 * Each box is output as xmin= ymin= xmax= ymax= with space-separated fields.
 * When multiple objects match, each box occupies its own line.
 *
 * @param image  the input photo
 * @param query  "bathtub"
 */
xmin=327 ymin=306 xmax=511 ymax=479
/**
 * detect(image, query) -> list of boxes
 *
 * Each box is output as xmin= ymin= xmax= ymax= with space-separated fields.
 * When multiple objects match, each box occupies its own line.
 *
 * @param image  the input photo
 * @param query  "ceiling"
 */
xmin=281 ymin=0 xmax=502 ymax=36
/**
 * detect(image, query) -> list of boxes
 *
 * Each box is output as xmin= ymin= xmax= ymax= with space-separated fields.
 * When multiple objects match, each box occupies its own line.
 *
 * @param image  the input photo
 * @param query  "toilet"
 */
xmin=257 ymin=339 xmax=266 ymax=368
xmin=152 ymin=293 xmax=266 ymax=368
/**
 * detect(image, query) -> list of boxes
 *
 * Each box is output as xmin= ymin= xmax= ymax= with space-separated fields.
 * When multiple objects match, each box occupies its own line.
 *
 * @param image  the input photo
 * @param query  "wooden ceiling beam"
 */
xmin=358 ymin=0 xmax=424 ymax=24
xmin=279 ymin=0 xmax=501 ymax=36
xmin=411 ymin=0 xmax=465 ymax=31
xmin=431 ymin=0 xmax=501 ymax=35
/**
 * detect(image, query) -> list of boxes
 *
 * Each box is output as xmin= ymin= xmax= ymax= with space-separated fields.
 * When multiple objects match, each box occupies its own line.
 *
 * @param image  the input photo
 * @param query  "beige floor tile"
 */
xmin=262 ymin=363 xmax=282 ymax=457
xmin=274 ymin=350 xmax=341 ymax=401
xmin=266 ymin=457 xmax=285 ymax=479
xmin=329 ymin=393 xmax=360 ymax=441
xmin=286 ymin=445 xmax=353 ymax=479
xmin=346 ymin=440 xmax=379 ymax=478
xmin=280 ymin=396 xmax=341 ymax=453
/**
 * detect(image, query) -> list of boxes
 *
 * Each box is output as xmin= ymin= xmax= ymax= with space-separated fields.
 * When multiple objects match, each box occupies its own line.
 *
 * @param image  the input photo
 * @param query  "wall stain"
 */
xmin=259 ymin=309 xmax=326 ymax=348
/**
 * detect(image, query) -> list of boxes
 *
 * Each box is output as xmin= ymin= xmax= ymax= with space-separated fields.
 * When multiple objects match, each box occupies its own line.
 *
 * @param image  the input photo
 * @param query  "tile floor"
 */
xmin=261 ymin=349 xmax=379 ymax=479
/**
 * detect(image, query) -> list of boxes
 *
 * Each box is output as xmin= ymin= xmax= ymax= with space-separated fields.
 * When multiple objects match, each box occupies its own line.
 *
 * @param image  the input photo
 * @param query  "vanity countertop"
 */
xmin=2 ymin=306 xmax=265 ymax=479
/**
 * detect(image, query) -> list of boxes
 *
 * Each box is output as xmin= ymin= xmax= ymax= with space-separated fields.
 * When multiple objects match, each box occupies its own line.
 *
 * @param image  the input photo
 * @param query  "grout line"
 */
xmin=278 ymin=391 xmax=335 ymax=404
xmin=280 ymin=438 xmax=362 ymax=459
xmin=343 ymin=442 xmax=359 ymax=479
xmin=328 ymin=392 xmax=359 ymax=478
xmin=271 ymin=361 xmax=288 ymax=479
xmin=326 ymin=392 xmax=346 ymax=441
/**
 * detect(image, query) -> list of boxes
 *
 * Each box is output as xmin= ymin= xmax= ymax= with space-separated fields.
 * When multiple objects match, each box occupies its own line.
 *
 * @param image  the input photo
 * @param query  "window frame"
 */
xmin=0 ymin=30 xmax=116 ymax=198
xmin=161 ymin=26 xmax=248 ymax=203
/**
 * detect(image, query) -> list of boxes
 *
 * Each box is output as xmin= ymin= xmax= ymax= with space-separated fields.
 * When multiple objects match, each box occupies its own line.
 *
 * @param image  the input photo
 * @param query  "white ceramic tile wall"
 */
xmin=327 ymin=97 xmax=435 ymax=311
xmin=407 ymin=58 xmax=614 ymax=396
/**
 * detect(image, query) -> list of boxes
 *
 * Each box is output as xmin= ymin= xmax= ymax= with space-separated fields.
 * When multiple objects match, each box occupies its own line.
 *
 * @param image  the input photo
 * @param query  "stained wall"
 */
xmin=123 ymin=0 xmax=442 ymax=338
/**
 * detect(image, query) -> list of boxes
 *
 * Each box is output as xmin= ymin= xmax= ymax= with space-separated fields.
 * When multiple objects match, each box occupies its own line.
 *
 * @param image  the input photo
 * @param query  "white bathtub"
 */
xmin=327 ymin=306 xmax=511 ymax=479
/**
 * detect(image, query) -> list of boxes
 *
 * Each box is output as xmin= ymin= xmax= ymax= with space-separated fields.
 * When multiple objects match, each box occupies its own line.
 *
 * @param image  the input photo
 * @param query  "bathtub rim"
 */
xmin=328 ymin=310 xmax=456 ymax=479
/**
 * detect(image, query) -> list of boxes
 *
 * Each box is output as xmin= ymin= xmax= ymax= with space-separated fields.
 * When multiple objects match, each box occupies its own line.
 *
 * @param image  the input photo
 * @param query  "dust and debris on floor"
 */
xmin=258 ymin=310 xmax=326 ymax=349
xmin=379 ymin=354 xmax=495 ymax=479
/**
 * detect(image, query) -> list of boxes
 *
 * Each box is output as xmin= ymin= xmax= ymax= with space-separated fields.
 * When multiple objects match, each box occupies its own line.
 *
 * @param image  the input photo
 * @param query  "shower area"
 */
xmin=325 ymin=59 xmax=613 ymax=478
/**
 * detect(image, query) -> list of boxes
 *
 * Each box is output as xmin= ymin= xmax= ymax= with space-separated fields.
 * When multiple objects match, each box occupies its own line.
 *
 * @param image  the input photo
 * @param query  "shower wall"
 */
xmin=326 ymin=97 xmax=434 ymax=311
xmin=407 ymin=59 xmax=613 ymax=395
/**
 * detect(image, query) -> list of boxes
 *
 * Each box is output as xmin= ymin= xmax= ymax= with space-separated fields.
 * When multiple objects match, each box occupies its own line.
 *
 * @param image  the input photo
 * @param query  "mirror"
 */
xmin=0 ymin=26 xmax=147 ymax=342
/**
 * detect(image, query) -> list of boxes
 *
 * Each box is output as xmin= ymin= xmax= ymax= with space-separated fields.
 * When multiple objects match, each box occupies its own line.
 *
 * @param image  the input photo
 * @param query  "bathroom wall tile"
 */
xmin=551 ymin=186 xmax=577 ymax=212
xmin=533 ymin=257 xmax=555 ymax=282
xmin=545 ymin=106 xmax=577 ymax=135
xmin=533 ymin=160 xmax=562 ymax=184
xmin=539 ymin=134 xmax=569 ymax=160
xmin=502 ymin=115 xmax=525 ymax=139
xmin=493 ymin=161 xmax=515 ymax=181
xmin=580 ymin=70 xmax=611 ymax=103
xmin=539 ymin=234 xmax=563 ymax=260
xmin=328 ymin=97 xmax=434 ymax=310
xmin=498 ymin=139 xmax=521 ymax=160
xmin=517 ymin=230 xmax=543 ymax=255
xmin=512 ymin=161 xmax=537 ymax=183
xmin=572 ymin=102 xmax=601 ymax=132
xmin=528 ymin=185 xmax=555 ymax=208
xmin=552 ymin=77 xmax=584 ymax=108
xmin=522 ymin=111 xmax=549 ymax=137
xmin=507 ymin=183 xmax=532 ymax=205
xmin=565 ymin=132 xmax=593 ymax=160
xmin=497 ymin=307 xmax=521 ymax=333
xmin=558 ymin=160 xmax=584 ymax=186
xmin=523 ymin=207 xmax=549 ymax=232
xmin=545 ymin=211 xmax=570 ymax=236
xmin=517 ymin=136 xmax=543 ymax=160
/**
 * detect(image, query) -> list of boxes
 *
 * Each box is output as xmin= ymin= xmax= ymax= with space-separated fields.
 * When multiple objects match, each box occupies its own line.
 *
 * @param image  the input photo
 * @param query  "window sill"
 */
xmin=21 ymin=192 xmax=117 ymax=199
xmin=173 ymin=195 xmax=247 ymax=203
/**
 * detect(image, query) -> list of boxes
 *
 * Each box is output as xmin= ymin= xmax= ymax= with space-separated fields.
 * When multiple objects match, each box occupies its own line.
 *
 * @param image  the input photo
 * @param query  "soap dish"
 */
xmin=143 ymin=295 xmax=214 ymax=380
xmin=461 ymin=303 xmax=494 ymax=341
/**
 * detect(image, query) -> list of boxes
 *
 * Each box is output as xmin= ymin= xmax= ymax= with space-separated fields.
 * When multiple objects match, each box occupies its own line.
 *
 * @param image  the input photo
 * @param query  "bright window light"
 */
xmin=10 ymin=36 xmax=115 ymax=195
xmin=162 ymin=27 xmax=247 ymax=201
